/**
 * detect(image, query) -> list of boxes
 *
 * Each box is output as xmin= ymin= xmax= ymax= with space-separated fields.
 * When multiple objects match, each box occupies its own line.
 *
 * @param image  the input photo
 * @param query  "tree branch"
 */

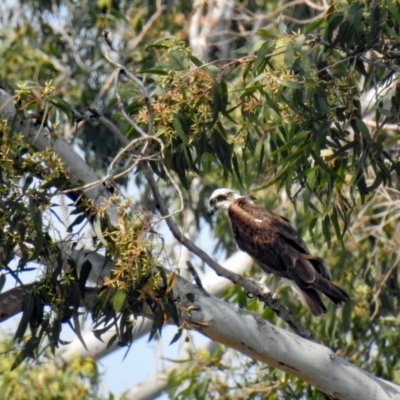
xmin=87 ymin=104 xmax=311 ymax=338
xmin=2 ymin=268 xmax=397 ymax=400
xmin=0 ymin=89 xmax=119 ymax=225
xmin=93 ymin=40 xmax=313 ymax=337
xmin=56 ymin=249 xmax=254 ymax=363
xmin=0 ymin=285 xmax=31 ymax=322
xmin=174 ymin=277 xmax=400 ymax=400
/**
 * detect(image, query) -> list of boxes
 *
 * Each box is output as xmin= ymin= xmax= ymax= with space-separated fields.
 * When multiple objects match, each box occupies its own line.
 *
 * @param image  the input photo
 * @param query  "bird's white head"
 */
xmin=207 ymin=188 xmax=241 ymax=216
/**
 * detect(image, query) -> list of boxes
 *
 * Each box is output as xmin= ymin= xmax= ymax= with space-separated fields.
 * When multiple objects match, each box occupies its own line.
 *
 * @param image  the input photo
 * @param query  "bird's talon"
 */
xmin=260 ymin=292 xmax=278 ymax=303
xmin=248 ymin=277 xmax=271 ymax=297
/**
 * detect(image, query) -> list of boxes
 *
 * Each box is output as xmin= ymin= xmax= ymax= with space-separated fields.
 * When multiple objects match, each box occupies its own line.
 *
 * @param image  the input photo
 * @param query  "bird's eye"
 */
xmin=210 ymin=199 xmax=216 ymax=206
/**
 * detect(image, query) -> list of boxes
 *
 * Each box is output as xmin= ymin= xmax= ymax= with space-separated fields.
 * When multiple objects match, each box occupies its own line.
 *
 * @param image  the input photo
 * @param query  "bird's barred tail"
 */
xmin=314 ymin=276 xmax=349 ymax=306
xmin=300 ymin=288 xmax=327 ymax=316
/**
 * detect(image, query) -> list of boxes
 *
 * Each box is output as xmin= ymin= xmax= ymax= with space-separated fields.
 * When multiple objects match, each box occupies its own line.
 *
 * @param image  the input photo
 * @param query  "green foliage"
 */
xmin=167 ymin=344 xmax=327 ymax=400
xmin=0 ymin=122 xmax=178 ymax=365
xmin=90 ymin=229 xmax=178 ymax=347
xmin=141 ymin=1 xmax=400 ymax=243
xmin=0 ymin=340 xmax=107 ymax=400
xmin=0 ymin=132 xmax=66 ymax=271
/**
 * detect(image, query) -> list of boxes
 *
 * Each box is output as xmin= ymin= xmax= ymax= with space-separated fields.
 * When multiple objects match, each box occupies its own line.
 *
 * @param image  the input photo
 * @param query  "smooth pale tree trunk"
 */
xmin=173 ymin=276 xmax=400 ymax=400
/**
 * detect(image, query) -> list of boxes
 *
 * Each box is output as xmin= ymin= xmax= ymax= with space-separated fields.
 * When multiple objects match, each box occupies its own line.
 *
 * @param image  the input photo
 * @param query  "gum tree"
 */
xmin=1 ymin=1 xmax=400 ymax=399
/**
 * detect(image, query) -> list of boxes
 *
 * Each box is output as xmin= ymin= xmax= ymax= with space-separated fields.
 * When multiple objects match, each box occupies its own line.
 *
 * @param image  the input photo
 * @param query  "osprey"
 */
xmin=207 ymin=188 xmax=348 ymax=316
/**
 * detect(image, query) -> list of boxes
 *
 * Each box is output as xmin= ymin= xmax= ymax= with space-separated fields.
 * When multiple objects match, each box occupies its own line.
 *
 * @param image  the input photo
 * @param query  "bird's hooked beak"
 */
xmin=207 ymin=206 xmax=215 ymax=216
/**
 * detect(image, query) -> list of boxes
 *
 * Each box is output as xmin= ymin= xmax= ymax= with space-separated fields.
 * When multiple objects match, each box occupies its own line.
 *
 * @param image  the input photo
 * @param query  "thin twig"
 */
xmin=127 ymin=0 xmax=165 ymax=51
xmin=90 ymin=69 xmax=120 ymax=108
xmin=113 ymin=68 xmax=149 ymax=138
xmin=186 ymin=261 xmax=203 ymax=288
xmin=101 ymin=32 xmax=185 ymax=218
xmin=370 ymin=259 xmax=399 ymax=320
xmin=108 ymin=136 xmax=162 ymax=173
xmin=102 ymin=31 xmax=151 ymax=104
xmin=364 ymin=119 xmax=400 ymax=132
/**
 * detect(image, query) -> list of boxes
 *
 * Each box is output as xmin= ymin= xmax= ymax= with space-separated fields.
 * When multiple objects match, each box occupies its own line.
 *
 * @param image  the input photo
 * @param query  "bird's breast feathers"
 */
xmin=228 ymin=201 xmax=274 ymax=232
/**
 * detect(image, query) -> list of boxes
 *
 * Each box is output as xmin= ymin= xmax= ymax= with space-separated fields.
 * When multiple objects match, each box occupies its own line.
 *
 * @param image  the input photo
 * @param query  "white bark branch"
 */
xmin=174 ymin=277 xmax=400 ymax=400
xmin=62 ymin=248 xmax=400 ymax=400
xmin=2 ymin=59 xmax=395 ymax=400
xmin=76 ymin=93 xmax=312 ymax=337
xmin=118 ymin=254 xmax=255 ymax=400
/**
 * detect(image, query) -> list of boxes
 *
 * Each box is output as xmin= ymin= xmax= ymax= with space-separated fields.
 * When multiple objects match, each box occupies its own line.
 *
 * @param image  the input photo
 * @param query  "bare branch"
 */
xmin=101 ymin=31 xmax=151 ymax=106
xmin=0 ymin=285 xmax=32 ymax=322
xmin=174 ymin=278 xmax=400 ymax=400
xmin=113 ymin=69 xmax=148 ymax=137
xmin=62 ymin=38 xmax=312 ymax=337
xmin=127 ymin=0 xmax=166 ymax=51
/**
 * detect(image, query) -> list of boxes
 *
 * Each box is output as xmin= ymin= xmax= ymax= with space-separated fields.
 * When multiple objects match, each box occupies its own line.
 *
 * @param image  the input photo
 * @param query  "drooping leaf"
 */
xmin=67 ymin=213 xmax=86 ymax=233
xmin=254 ymin=41 xmax=276 ymax=73
xmin=78 ymin=260 xmax=92 ymax=296
xmin=71 ymin=312 xmax=88 ymax=352
xmin=15 ymin=294 xmax=35 ymax=341
xmin=169 ymin=327 xmax=183 ymax=345
xmin=0 ymin=274 xmax=6 ymax=293
xmin=148 ymin=305 xmax=164 ymax=342
xmin=331 ymin=206 xmax=344 ymax=247
xmin=322 ymin=214 xmax=332 ymax=248
xmin=173 ymin=115 xmax=188 ymax=145
xmin=28 ymin=197 xmax=43 ymax=259
xmin=10 ymin=350 xmax=28 ymax=371
xmin=113 ymin=289 xmax=126 ymax=313
xmin=93 ymin=216 xmax=108 ymax=246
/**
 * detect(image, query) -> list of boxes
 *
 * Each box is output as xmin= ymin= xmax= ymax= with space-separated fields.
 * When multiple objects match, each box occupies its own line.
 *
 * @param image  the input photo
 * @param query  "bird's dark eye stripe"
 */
xmin=216 ymin=195 xmax=227 ymax=201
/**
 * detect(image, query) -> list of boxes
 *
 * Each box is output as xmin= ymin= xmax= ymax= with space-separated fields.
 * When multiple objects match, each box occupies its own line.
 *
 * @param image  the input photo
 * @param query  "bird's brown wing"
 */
xmin=228 ymin=201 xmax=313 ymax=279
xmin=238 ymin=201 xmax=331 ymax=279
xmin=237 ymin=201 xmax=311 ymax=254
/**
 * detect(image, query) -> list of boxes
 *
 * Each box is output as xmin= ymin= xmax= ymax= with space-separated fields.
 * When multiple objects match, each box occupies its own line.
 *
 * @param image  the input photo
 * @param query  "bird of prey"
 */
xmin=207 ymin=188 xmax=348 ymax=316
